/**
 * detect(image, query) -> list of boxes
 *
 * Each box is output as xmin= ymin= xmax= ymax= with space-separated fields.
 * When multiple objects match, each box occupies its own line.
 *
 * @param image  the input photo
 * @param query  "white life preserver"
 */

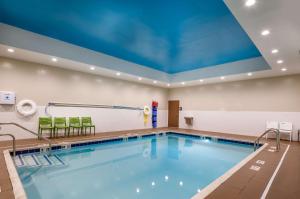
xmin=143 ymin=106 xmax=150 ymax=115
xmin=16 ymin=99 xmax=37 ymax=117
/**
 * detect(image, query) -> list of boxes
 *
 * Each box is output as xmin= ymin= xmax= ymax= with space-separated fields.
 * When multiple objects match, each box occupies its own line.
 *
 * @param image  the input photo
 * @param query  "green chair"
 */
xmin=54 ymin=117 xmax=69 ymax=137
xmin=81 ymin=117 xmax=95 ymax=135
xmin=69 ymin=117 xmax=82 ymax=136
xmin=38 ymin=117 xmax=54 ymax=139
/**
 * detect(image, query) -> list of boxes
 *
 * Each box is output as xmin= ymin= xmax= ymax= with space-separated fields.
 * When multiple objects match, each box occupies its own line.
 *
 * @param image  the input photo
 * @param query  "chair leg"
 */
xmin=94 ymin=127 xmax=95 ymax=136
xmin=38 ymin=128 xmax=40 ymax=139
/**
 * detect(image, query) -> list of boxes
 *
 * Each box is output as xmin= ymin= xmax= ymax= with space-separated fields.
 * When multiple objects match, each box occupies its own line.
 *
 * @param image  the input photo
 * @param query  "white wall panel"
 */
xmin=179 ymin=111 xmax=300 ymax=140
xmin=0 ymin=106 xmax=168 ymax=140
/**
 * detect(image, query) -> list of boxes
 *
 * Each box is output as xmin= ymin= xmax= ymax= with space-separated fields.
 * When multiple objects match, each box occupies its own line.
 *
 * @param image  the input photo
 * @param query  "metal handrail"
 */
xmin=45 ymin=102 xmax=144 ymax=116
xmin=0 ymin=134 xmax=16 ymax=157
xmin=0 ymin=122 xmax=52 ymax=153
xmin=254 ymin=128 xmax=280 ymax=151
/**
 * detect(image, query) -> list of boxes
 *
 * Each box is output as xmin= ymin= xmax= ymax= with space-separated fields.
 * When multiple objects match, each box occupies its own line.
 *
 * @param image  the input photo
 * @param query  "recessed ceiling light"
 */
xmin=271 ymin=49 xmax=279 ymax=54
xmin=167 ymin=83 xmax=170 ymax=87
xmin=116 ymin=72 xmax=121 ymax=76
xmin=90 ymin=66 xmax=95 ymax=70
xmin=245 ymin=0 xmax=256 ymax=7
xmin=181 ymin=82 xmax=185 ymax=85
xmin=220 ymin=76 xmax=225 ymax=80
xmin=247 ymin=72 xmax=253 ymax=76
xmin=281 ymin=68 xmax=287 ymax=72
xmin=138 ymin=77 xmax=142 ymax=81
xmin=261 ymin=30 xmax=270 ymax=36
xmin=51 ymin=57 xmax=57 ymax=62
xmin=153 ymin=80 xmax=157 ymax=84
xmin=7 ymin=48 xmax=14 ymax=53
xmin=277 ymin=60 xmax=284 ymax=64
xmin=199 ymin=79 xmax=204 ymax=82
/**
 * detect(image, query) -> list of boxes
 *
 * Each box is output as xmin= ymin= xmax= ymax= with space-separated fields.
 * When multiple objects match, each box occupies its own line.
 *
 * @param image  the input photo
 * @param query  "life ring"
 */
xmin=143 ymin=106 xmax=150 ymax=115
xmin=16 ymin=99 xmax=37 ymax=116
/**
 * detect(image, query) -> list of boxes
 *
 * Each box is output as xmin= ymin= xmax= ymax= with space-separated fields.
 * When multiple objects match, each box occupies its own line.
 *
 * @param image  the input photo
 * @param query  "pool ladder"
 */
xmin=0 ymin=122 xmax=53 ymax=158
xmin=254 ymin=128 xmax=280 ymax=151
xmin=0 ymin=133 xmax=16 ymax=157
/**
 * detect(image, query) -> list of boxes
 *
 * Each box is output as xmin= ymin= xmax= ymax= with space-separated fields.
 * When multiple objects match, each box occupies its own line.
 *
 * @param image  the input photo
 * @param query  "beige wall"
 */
xmin=169 ymin=75 xmax=300 ymax=112
xmin=1 ymin=57 xmax=300 ymax=139
xmin=1 ymin=56 xmax=299 ymax=112
xmin=0 ymin=57 xmax=168 ymax=109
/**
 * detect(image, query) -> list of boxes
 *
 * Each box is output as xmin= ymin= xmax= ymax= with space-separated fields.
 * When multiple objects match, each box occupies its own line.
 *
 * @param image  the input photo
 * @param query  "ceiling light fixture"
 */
xmin=281 ymin=68 xmax=287 ymax=72
xmin=247 ymin=72 xmax=253 ymax=76
xmin=277 ymin=60 xmax=284 ymax=64
xmin=220 ymin=76 xmax=225 ymax=80
xmin=245 ymin=0 xmax=256 ymax=7
xmin=153 ymin=80 xmax=157 ymax=84
xmin=51 ymin=57 xmax=57 ymax=62
xmin=116 ymin=72 xmax=121 ymax=76
xmin=181 ymin=82 xmax=185 ymax=85
xmin=271 ymin=49 xmax=279 ymax=54
xmin=90 ymin=66 xmax=95 ymax=70
xmin=167 ymin=83 xmax=170 ymax=87
xmin=138 ymin=77 xmax=142 ymax=81
xmin=261 ymin=30 xmax=270 ymax=36
xmin=7 ymin=48 xmax=14 ymax=53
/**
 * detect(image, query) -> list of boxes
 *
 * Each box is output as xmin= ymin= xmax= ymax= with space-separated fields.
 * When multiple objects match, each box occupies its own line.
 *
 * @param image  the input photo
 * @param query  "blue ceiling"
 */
xmin=0 ymin=0 xmax=261 ymax=74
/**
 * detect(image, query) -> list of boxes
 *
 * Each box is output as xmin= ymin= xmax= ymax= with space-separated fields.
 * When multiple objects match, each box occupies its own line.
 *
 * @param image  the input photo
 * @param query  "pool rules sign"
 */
xmin=0 ymin=91 xmax=16 ymax=105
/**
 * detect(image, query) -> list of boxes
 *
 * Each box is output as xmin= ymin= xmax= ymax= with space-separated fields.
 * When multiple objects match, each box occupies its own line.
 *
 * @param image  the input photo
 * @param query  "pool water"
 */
xmin=17 ymin=133 xmax=253 ymax=199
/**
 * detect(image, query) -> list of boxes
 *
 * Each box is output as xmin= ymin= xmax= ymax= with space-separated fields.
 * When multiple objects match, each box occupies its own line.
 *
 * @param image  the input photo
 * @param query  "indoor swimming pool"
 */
xmin=16 ymin=133 xmax=254 ymax=199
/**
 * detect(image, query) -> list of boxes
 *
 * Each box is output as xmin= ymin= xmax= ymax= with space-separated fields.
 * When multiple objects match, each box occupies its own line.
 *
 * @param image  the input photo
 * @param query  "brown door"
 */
xmin=168 ymin=100 xmax=179 ymax=127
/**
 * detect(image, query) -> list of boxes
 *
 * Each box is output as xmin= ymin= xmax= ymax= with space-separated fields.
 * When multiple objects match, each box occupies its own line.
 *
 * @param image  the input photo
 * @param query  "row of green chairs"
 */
xmin=38 ymin=117 xmax=95 ymax=138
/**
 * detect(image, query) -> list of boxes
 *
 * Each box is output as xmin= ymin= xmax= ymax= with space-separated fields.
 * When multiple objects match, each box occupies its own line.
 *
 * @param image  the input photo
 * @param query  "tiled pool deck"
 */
xmin=0 ymin=128 xmax=299 ymax=199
